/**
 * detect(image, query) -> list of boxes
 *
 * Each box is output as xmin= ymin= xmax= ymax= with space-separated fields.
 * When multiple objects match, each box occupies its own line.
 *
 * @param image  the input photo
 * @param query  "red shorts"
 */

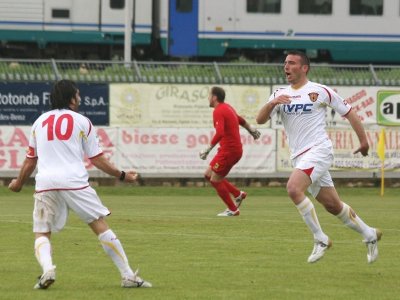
xmin=209 ymin=150 xmax=242 ymax=177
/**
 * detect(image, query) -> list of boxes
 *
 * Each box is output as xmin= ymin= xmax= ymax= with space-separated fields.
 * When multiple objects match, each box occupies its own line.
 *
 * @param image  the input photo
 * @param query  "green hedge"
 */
xmin=1 ymin=61 xmax=400 ymax=86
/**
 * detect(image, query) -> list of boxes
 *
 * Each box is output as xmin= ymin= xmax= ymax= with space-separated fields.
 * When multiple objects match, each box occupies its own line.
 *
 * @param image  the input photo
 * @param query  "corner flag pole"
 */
xmin=380 ymin=161 xmax=384 ymax=197
xmin=377 ymin=128 xmax=386 ymax=197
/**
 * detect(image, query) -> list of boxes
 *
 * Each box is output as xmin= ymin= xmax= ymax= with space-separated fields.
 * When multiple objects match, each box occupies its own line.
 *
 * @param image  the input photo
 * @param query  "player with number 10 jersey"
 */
xmin=28 ymin=109 xmax=102 ymax=192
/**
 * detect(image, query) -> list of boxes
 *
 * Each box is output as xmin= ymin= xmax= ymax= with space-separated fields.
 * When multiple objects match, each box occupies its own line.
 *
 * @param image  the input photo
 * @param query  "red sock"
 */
xmin=223 ymin=179 xmax=241 ymax=198
xmin=210 ymin=180 xmax=237 ymax=211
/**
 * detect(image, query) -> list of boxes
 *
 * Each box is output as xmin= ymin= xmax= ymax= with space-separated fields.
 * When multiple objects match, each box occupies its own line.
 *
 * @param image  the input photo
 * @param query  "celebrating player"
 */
xmin=200 ymin=86 xmax=261 ymax=216
xmin=256 ymin=50 xmax=381 ymax=263
xmin=9 ymin=80 xmax=152 ymax=289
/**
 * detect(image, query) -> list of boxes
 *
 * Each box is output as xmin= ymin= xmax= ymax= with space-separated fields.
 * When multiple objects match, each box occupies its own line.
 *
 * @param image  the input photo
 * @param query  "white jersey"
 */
xmin=268 ymin=81 xmax=351 ymax=159
xmin=27 ymin=109 xmax=102 ymax=191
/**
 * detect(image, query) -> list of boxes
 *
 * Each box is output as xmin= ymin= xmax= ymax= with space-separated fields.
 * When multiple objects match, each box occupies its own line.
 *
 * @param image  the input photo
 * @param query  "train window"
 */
xmin=247 ymin=0 xmax=281 ymax=13
xmin=110 ymin=0 xmax=125 ymax=9
xmin=52 ymin=9 xmax=70 ymax=19
xmin=176 ymin=0 xmax=193 ymax=13
xmin=298 ymin=0 xmax=332 ymax=14
xmin=350 ymin=0 xmax=383 ymax=15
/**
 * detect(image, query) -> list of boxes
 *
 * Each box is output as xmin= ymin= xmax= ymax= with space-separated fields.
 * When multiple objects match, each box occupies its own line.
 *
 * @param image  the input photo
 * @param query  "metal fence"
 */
xmin=1 ymin=58 xmax=400 ymax=86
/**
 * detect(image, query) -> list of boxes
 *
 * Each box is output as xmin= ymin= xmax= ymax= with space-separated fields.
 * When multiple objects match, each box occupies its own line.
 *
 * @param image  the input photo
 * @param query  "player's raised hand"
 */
xmin=273 ymin=94 xmax=292 ymax=105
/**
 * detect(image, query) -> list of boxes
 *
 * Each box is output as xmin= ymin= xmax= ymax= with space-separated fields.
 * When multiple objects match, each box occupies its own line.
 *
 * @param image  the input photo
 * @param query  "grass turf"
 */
xmin=0 ymin=186 xmax=399 ymax=300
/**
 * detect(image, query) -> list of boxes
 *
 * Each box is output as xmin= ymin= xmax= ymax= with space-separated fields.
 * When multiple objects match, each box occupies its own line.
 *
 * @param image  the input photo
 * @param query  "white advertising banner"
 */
xmin=2 ymin=126 xmax=398 ymax=176
xmin=276 ymin=128 xmax=400 ymax=171
xmin=109 ymin=84 xmax=271 ymax=128
xmin=0 ymin=126 xmax=276 ymax=177
xmin=115 ymin=128 xmax=276 ymax=177
xmin=0 ymin=127 xmax=29 ymax=170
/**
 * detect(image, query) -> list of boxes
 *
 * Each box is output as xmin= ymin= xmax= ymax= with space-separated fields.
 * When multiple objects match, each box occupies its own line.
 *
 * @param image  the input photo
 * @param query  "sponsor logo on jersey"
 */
xmin=282 ymin=103 xmax=313 ymax=115
xmin=308 ymin=92 xmax=319 ymax=102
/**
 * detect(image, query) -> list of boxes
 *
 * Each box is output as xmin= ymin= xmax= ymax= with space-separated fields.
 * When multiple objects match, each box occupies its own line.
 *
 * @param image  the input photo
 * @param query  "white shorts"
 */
xmin=33 ymin=186 xmax=110 ymax=233
xmin=292 ymin=140 xmax=334 ymax=198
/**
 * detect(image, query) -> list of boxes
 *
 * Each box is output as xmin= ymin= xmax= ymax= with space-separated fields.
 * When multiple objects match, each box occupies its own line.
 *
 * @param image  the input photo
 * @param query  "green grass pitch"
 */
xmin=0 ymin=186 xmax=399 ymax=300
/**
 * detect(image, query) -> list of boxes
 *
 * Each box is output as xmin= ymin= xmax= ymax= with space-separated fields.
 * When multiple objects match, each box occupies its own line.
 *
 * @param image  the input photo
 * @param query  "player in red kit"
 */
xmin=200 ymin=86 xmax=261 ymax=216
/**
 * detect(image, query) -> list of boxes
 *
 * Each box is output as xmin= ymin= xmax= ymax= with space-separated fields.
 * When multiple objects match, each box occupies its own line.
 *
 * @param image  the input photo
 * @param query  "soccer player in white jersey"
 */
xmin=256 ymin=50 xmax=382 ymax=263
xmin=9 ymin=80 xmax=152 ymax=289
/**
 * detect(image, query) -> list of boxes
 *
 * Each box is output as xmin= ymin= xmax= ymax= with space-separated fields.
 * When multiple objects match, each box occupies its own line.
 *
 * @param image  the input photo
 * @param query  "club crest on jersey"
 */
xmin=213 ymin=163 xmax=220 ymax=170
xmin=308 ymin=92 xmax=319 ymax=102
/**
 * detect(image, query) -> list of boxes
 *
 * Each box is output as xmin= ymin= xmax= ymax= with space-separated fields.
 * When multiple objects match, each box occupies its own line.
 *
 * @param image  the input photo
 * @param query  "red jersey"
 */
xmin=211 ymin=102 xmax=245 ymax=152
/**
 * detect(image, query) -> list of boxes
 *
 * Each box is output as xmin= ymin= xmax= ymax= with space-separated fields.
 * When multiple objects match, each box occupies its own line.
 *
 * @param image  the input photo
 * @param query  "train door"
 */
xmin=168 ymin=0 xmax=198 ymax=56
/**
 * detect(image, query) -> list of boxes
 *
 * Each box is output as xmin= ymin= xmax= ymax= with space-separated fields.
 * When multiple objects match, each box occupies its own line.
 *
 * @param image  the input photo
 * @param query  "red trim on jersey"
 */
xmin=301 ymin=167 xmax=314 ymax=177
xmin=87 ymin=121 xmax=92 ymax=136
xmin=88 ymin=122 xmax=92 ymax=136
xmin=88 ymin=152 xmax=104 ymax=159
xmin=293 ymin=147 xmax=311 ymax=159
xmin=35 ymin=184 xmax=90 ymax=193
xmin=322 ymin=86 xmax=332 ymax=104
xmin=83 ymin=116 xmax=93 ymax=136
xmin=26 ymin=146 xmax=36 ymax=158
xmin=342 ymin=107 xmax=352 ymax=117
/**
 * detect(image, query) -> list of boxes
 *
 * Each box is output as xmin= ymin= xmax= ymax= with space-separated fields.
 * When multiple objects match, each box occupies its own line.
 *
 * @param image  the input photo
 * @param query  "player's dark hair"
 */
xmin=211 ymin=86 xmax=225 ymax=102
xmin=286 ymin=50 xmax=311 ymax=73
xmin=50 ymin=80 xmax=78 ymax=109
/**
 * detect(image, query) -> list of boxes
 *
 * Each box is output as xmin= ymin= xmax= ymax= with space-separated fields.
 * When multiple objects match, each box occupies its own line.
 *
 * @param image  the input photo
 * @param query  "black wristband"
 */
xmin=119 ymin=171 xmax=126 ymax=181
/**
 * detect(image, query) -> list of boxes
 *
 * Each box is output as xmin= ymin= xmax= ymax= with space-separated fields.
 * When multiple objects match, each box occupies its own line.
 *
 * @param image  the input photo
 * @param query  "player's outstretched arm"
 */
xmin=9 ymin=157 xmax=37 ymax=192
xmin=238 ymin=115 xmax=261 ymax=140
xmin=243 ymin=123 xmax=261 ymax=140
xmin=248 ymin=125 xmax=261 ymax=140
xmin=199 ymin=144 xmax=215 ymax=160
xmin=345 ymin=109 xmax=369 ymax=156
xmin=90 ymin=154 xmax=138 ymax=183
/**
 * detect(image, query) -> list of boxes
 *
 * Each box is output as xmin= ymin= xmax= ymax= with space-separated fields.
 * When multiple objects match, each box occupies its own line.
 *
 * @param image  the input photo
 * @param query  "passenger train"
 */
xmin=0 ymin=0 xmax=399 ymax=63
